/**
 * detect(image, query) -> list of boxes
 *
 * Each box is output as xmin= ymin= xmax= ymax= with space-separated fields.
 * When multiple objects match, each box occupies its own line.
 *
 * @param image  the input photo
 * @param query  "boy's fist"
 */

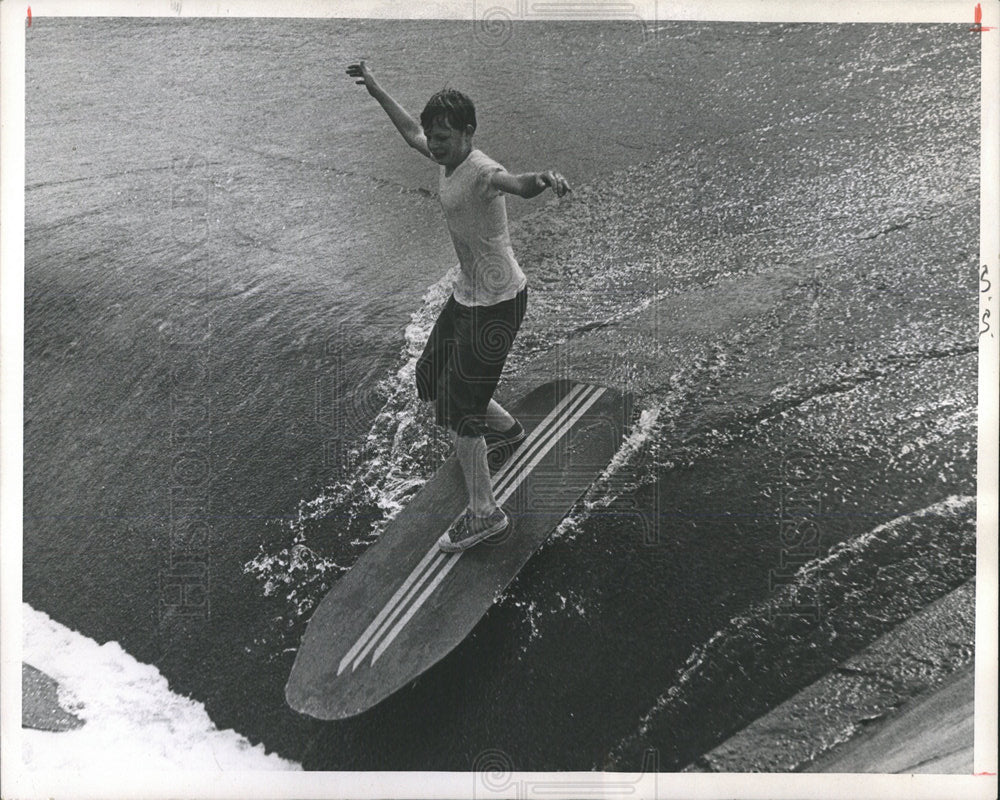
xmin=539 ymin=171 xmax=571 ymax=198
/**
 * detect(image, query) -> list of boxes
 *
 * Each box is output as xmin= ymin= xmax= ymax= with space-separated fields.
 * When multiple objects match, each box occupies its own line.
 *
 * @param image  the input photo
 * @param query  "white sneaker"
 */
xmin=437 ymin=508 xmax=510 ymax=552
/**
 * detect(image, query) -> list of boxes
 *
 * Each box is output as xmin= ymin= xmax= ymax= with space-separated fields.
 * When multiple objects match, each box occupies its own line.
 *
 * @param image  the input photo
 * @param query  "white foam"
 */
xmin=552 ymin=407 xmax=659 ymax=540
xmin=21 ymin=604 xmax=300 ymax=771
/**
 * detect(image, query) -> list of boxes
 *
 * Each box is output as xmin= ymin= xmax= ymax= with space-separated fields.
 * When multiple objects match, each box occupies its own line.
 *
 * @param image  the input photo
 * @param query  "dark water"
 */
xmin=24 ymin=18 xmax=979 ymax=770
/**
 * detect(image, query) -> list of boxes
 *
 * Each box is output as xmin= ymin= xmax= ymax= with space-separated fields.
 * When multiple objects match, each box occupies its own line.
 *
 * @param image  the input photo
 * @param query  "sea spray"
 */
xmin=244 ymin=267 xmax=461 ymax=628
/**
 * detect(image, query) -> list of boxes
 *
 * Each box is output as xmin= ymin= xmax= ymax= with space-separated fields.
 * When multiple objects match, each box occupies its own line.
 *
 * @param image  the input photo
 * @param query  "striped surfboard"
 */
xmin=285 ymin=380 xmax=629 ymax=720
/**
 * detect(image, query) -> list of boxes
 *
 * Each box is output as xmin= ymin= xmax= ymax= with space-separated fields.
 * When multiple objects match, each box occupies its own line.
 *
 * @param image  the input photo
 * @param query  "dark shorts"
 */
xmin=415 ymin=287 xmax=527 ymax=437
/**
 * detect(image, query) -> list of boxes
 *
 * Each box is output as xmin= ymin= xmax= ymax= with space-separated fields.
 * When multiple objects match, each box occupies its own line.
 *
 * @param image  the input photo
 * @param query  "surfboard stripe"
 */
xmin=494 ymin=385 xmax=606 ymax=505
xmin=362 ymin=386 xmax=605 ymax=669
xmin=348 ymin=547 xmax=448 ymax=675
xmin=370 ymin=385 xmax=607 ymax=666
xmin=369 ymin=385 xmax=606 ymax=666
xmin=360 ymin=386 xmax=601 ymax=672
xmin=488 ymin=383 xmax=589 ymax=490
xmin=337 ymin=384 xmax=589 ymax=675
xmin=370 ymin=386 xmax=605 ymax=669
xmin=337 ymin=383 xmax=591 ymax=675
xmin=337 ymin=543 xmax=443 ymax=675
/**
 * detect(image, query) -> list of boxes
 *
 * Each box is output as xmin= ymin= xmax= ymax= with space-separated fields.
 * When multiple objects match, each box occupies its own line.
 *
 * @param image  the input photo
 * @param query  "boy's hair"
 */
xmin=420 ymin=89 xmax=477 ymax=134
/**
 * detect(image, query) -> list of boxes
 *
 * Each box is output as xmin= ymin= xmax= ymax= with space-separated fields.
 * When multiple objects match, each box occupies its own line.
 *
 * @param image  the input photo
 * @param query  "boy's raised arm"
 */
xmin=491 ymin=169 xmax=572 ymax=199
xmin=346 ymin=61 xmax=433 ymax=160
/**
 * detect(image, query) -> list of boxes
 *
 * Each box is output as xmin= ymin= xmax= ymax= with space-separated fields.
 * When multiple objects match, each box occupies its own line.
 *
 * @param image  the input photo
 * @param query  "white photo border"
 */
xmin=2 ymin=1 xmax=996 ymax=798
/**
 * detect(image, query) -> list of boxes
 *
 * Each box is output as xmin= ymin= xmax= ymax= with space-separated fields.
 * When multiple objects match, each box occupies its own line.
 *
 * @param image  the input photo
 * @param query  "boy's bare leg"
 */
xmin=485 ymin=399 xmax=515 ymax=432
xmin=453 ymin=432 xmax=497 ymax=518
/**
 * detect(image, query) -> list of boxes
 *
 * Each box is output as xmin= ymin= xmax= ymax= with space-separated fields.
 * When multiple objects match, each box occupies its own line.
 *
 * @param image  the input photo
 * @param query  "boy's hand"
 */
xmin=346 ymin=60 xmax=378 ymax=95
xmin=345 ymin=60 xmax=431 ymax=158
xmin=538 ymin=171 xmax=571 ymax=198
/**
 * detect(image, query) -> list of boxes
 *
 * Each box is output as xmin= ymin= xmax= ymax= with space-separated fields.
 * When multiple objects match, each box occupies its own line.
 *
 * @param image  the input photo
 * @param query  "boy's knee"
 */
xmin=452 ymin=415 xmax=488 ymax=438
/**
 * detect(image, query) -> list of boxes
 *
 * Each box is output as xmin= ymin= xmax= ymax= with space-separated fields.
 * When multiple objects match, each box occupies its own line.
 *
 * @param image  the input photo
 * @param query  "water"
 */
xmin=24 ymin=18 xmax=979 ymax=770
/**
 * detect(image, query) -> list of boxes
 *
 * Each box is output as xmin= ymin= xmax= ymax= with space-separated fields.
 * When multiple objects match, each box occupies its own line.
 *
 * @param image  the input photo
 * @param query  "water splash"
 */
xmin=243 ymin=267 xmax=461 ymax=626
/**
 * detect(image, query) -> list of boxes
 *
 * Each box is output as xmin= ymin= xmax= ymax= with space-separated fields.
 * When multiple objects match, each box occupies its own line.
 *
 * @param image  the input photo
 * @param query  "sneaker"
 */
xmin=484 ymin=420 xmax=526 ymax=455
xmin=437 ymin=508 xmax=510 ymax=552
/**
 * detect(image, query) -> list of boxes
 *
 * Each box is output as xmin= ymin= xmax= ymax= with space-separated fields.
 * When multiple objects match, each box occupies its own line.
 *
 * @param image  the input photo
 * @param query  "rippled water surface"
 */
xmin=24 ymin=19 xmax=979 ymax=769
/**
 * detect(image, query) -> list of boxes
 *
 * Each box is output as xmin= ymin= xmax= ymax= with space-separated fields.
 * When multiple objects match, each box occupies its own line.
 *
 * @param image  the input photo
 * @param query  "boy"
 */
xmin=346 ymin=60 xmax=571 ymax=552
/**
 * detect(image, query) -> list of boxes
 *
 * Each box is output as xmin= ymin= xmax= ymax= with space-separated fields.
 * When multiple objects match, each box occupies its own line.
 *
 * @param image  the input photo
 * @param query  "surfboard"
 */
xmin=285 ymin=379 xmax=630 ymax=720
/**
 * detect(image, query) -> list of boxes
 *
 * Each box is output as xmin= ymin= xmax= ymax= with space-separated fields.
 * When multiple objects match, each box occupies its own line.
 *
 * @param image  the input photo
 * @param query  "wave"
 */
xmin=606 ymin=495 xmax=976 ymax=769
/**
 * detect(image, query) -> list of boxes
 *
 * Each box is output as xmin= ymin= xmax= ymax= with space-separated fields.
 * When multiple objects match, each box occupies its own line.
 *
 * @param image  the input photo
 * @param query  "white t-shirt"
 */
xmin=438 ymin=149 xmax=527 ymax=307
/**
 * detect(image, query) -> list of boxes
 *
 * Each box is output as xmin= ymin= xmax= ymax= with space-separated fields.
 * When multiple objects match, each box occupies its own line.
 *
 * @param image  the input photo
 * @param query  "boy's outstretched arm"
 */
xmin=346 ymin=61 xmax=433 ymax=160
xmin=491 ymin=170 xmax=572 ymax=199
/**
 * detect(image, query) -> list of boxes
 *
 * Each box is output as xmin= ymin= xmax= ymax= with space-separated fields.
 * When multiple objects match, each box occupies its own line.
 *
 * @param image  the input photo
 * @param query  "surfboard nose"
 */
xmin=284 ymin=676 xmax=309 ymax=715
xmin=285 ymin=676 xmax=343 ymax=720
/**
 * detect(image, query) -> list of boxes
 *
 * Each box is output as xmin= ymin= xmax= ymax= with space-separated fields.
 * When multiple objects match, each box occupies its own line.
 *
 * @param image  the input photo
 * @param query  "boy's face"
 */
xmin=424 ymin=119 xmax=473 ymax=169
